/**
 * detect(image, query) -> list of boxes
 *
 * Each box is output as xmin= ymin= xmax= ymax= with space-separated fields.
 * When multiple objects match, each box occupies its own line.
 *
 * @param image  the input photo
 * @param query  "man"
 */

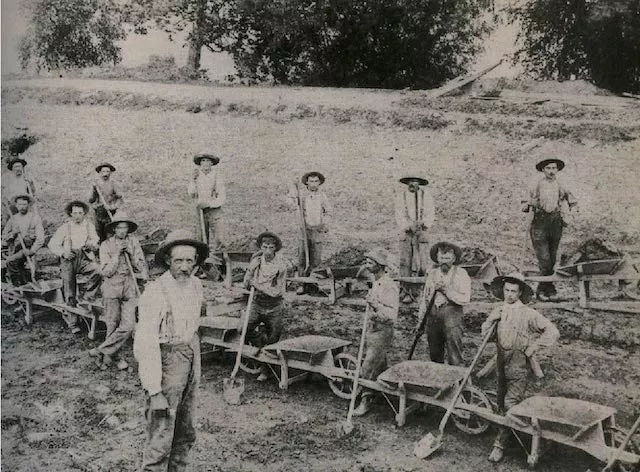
xmin=289 ymin=171 xmax=332 ymax=293
xmin=1 ymin=195 xmax=45 ymax=286
xmin=188 ymin=154 xmax=226 ymax=252
xmin=353 ymin=249 xmax=399 ymax=417
xmin=2 ymin=157 xmax=37 ymax=215
xmin=243 ymin=231 xmax=290 ymax=381
xmin=89 ymin=162 xmax=123 ymax=242
xmin=89 ymin=211 xmax=148 ymax=371
xmin=481 ymin=272 xmax=560 ymax=463
xmin=48 ymin=201 xmax=101 ymax=333
xmin=523 ymin=158 xmax=577 ymax=301
xmin=417 ymin=241 xmax=470 ymax=366
xmin=395 ymin=176 xmax=435 ymax=303
xmin=134 ymin=229 xmax=208 ymax=472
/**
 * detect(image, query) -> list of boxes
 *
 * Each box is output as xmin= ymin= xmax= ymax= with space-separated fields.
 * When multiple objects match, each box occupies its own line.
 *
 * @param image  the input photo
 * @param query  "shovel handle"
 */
xmin=345 ymin=305 xmax=370 ymax=424
xmin=93 ymin=184 xmax=113 ymax=222
xmin=15 ymin=228 xmax=37 ymax=283
xmin=229 ymin=286 xmax=255 ymax=380
xmin=199 ymin=208 xmax=208 ymax=245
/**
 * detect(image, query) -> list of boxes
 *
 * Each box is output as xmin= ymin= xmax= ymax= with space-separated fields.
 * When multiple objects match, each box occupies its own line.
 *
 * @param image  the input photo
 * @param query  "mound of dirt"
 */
xmin=476 ymin=78 xmax=615 ymax=96
xmin=226 ymin=236 xmax=257 ymax=252
xmin=2 ymin=132 xmax=38 ymax=157
xmin=561 ymin=238 xmax=622 ymax=265
xmin=325 ymin=246 xmax=368 ymax=267
xmin=460 ymin=247 xmax=493 ymax=265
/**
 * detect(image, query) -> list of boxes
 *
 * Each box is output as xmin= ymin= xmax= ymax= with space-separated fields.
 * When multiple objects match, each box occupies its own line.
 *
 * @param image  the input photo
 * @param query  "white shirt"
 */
xmin=188 ymin=169 xmax=226 ymax=208
xmin=48 ymin=220 xmax=99 ymax=256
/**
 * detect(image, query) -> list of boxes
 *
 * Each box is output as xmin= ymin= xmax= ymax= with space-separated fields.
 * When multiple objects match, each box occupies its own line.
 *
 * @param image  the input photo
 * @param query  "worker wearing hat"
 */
xmin=133 ymin=229 xmax=208 ymax=471
xmin=416 ymin=241 xmax=471 ymax=366
xmin=48 ymin=200 xmax=101 ymax=333
xmin=481 ymin=272 xmax=559 ymax=462
xmin=188 ymin=154 xmax=227 ymax=253
xmin=243 ymin=231 xmax=290 ymax=381
xmin=522 ymin=158 xmax=577 ymax=301
xmin=1 ymin=194 xmax=45 ymax=286
xmin=395 ymin=176 xmax=435 ymax=303
xmin=288 ymin=171 xmax=332 ymax=293
xmin=89 ymin=211 xmax=148 ymax=371
xmin=353 ymin=248 xmax=399 ymax=417
xmin=88 ymin=162 xmax=124 ymax=242
xmin=2 ymin=157 xmax=38 ymax=218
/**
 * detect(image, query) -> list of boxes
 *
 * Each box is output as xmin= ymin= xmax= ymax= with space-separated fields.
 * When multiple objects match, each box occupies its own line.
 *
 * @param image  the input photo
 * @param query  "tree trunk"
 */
xmin=187 ymin=36 xmax=202 ymax=72
xmin=185 ymin=0 xmax=208 ymax=75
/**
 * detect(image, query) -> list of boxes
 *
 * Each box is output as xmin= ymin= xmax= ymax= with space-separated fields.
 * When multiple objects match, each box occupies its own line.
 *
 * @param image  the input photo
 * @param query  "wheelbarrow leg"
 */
xmin=277 ymin=349 xmax=289 ymax=390
xmin=397 ymin=382 xmax=407 ymax=427
xmin=88 ymin=312 xmax=97 ymax=340
xmin=528 ymin=417 xmax=542 ymax=468
xmin=24 ymin=299 xmax=34 ymax=326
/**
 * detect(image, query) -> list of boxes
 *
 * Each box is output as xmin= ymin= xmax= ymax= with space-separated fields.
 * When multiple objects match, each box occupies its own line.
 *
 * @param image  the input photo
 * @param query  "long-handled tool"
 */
xmin=408 ymin=279 xmax=437 ymax=360
xmin=601 ymin=415 xmax=640 ymax=472
xmin=199 ymin=208 xmax=208 ymax=245
xmin=340 ymin=305 xmax=370 ymax=435
xmin=15 ymin=228 xmax=37 ymax=284
xmin=415 ymin=321 xmax=497 ymax=458
xmin=223 ymin=286 xmax=255 ymax=405
xmin=294 ymin=181 xmax=310 ymax=276
xmin=123 ymin=251 xmax=141 ymax=298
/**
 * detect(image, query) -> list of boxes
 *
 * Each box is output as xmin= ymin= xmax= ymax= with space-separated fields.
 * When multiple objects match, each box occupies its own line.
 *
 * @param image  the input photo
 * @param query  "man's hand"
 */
xmin=84 ymin=244 xmax=98 ymax=253
xmin=63 ymin=250 xmax=74 ymax=260
xmin=149 ymin=392 xmax=170 ymax=415
xmin=433 ymin=280 xmax=446 ymax=292
xmin=24 ymin=248 xmax=35 ymax=257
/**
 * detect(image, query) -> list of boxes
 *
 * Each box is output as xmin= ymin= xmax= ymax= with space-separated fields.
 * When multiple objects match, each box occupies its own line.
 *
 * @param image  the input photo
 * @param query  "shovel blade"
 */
xmin=223 ymin=377 xmax=245 ymax=405
xmin=414 ymin=432 xmax=443 ymax=459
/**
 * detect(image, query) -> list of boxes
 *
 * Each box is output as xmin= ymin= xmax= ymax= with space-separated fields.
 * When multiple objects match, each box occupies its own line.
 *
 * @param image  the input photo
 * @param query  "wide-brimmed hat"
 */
xmin=302 ymin=171 xmax=325 ymax=185
xmin=193 ymin=154 xmax=220 ymax=166
xmin=430 ymin=241 xmax=462 ymax=264
xmin=256 ymin=231 xmax=282 ymax=251
xmin=399 ymin=176 xmax=428 ymax=186
xmin=105 ymin=210 xmax=138 ymax=234
xmin=7 ymin=158 xmax=27 ymax=170
xmin=365 ymin=248 xmax=391 ymax=267
xmin=95 ymin=162 xmax=116 ymax=173
xmin=485 ymin=272 xmax=534 ymax=304
xmin=535 ymin=158 xmax=565 ymax=172
xmin=154 ymin=229 xmax=209 ymax=268
xmin=65 ymin=200 xmax=89 ymax=216
xmin=13 ymin=194 xmax=33 ymax=204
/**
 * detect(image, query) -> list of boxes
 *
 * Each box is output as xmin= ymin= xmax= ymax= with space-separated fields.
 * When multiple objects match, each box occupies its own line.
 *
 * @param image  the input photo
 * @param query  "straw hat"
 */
xmin=105 ymin=210 xmax=138 ymax=233
xmin=365 ymin=248 xmax=391 ymax=267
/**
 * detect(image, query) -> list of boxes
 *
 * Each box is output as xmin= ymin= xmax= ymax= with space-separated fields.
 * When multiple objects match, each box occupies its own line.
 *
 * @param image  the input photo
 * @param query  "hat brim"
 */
xmin=7 ymin=158 xmax=27 ymax=170
xmin=106 ymin=220 xmax=138 ymax=233
xmin=95 ymin=164 xmax=116 ymax=173
xmin=365 ymin=254 xmax=389 ymax=267
xmin=154 ymin=238 xmax=209 ymax=268
xmin=302 ymin=172 xmax=325 ymax=185
xmin=194 ymin=155 xmax=220 ymax=166
xmin=65 ymin=201 xmax=89 ymax=216
xmin=430 ymin=242 xmax=462 ymax=264
xmin=399 ymin=177 xmax=428 ymax=186
xmin=256 ymin=232 xmax=282 ymax=251
xmin=535 ymin=159 xmax=565 ymax=172
xmin=13 ymin=194 xmax=33 ymax=204
xmin=485 ymin=275 xmax=534 ymax=304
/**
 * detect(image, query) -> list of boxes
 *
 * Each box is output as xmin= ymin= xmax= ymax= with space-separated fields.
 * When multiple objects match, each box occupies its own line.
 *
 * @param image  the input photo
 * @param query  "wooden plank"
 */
xmin=429 ymin=59 xmax=504 ymax=98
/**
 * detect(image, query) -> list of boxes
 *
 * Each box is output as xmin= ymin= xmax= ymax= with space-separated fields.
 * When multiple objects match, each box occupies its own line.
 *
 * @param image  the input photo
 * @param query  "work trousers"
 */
xmin=361 ymin=323 xmax=394 ymax=381
xmin=530 ymin=211 xmax=563 ymax=296
xmin=5 ymin=240 xmax=34 ymax=286
xmin=60 ymin=250 xmax=101 ymax=328
xmin=246 ymin=299 xmax=285 ymax=348
xmin=425 ymin=303 xmax=464 ymax=366
xmin=95 ymin=206 xmax=116 ymax=242
xmin=398 ymin=229 xmax=429 ymax=277
xmin=298 ymin=226 xmax=325 ymax=274
xmin=141 ymin=344 xmax=198 ymax=472
xmin=199 ymin=207 xmax=226 ymax=252
xmin=98 ymin=273 xmax=138 ymax=358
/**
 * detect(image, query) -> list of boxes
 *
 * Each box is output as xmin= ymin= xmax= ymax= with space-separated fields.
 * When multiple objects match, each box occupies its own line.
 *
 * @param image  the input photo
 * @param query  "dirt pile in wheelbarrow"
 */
xmin=460 ymin=247 xmax=494 ymax=265
xmin=226 ymin=236 xmax=257 ymax=252
xmin=325 ymin=246 xmax=368 ymax=267
xmin=560 ymin=238 xmax=622 ymax=266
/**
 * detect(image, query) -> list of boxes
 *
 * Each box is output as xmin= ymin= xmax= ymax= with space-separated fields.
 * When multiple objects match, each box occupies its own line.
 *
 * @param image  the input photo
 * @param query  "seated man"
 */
xmin=48 ymin=200 xmax=102 ymax=333
xmin=1 ymin=194 xmax=45 ymax=286
xmin=243 ymin=231 xmax=289 ymax=381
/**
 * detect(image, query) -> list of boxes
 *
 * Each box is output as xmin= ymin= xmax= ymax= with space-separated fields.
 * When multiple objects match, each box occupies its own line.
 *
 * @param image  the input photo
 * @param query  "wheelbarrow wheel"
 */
xmin=605 ymin=426 xmax=640 ymax=472
xmin=451 ymin=384 xmax=493 ymax=435
xmin=328 ymin=352 xmax=362 ymax=400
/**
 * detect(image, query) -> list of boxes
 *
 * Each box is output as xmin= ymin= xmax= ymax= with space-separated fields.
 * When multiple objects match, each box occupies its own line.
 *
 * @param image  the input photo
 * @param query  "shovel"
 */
xmin=415 ymin=321 xmax=497 ymax=458
xmin=223 ymin=286 xmax=255 ymax=405
xmin=340 ymin=305 xmax=370 ymax=435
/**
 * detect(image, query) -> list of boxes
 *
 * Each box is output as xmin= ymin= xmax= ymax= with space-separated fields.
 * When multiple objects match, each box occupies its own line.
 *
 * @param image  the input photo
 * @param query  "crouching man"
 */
xmin=243 ymin=231 xmax=289 ymax=381
xmin=482 ymin=272 xmax=560 ymax=463
xmin=134 ymin=229 xmax=209 ymax=471
xmin=353 ymin=249 xmax=399 ymax=417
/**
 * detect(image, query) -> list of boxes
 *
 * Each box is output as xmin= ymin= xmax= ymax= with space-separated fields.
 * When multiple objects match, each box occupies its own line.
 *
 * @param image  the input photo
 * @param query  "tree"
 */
xmin=19 ymin=0 xmax=126 ymax=71
xmin=509 ymin=0 xmax=640 ymax=93
xmin=226 ymin=0 xmax=492 ymax=88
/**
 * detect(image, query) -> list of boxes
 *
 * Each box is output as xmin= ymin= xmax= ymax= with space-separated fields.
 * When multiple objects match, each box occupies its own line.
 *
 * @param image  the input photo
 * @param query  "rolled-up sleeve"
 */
xmin=133 ymin=284 xmax=163 ymax=396
xmin=445 ymin=268 xmax=471 ymax=306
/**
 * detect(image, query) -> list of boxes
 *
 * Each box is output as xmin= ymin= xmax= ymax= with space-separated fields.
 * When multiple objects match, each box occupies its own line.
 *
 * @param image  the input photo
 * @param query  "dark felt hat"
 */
xmin=105 ymin=210 xmax=138 ymax=233
xmin=256 ymin=231 xmax=283 ymax=251
xmin=485 ymin=272 xmax=534 ymax=304
xmin=65 ymin=200 xmax=89 ymax=216
xmin=302 ymin=171 xmax=325 ymax=185
xmin=399 ymin=176 xmax=428 ymax=186
xmin=430 ymin=241 xmax=462 ymax=264
xmin=7 ymin=158 xmax=27 ymax=170
xmin=95 ymin=162 xmax=116 ymax=173
xmin=154 ymin=229 xmax=209 ymax=268
xmin=13 ymin=194 xmax=33 ymax=204
xmin=193 ymin=154 xmax=220 ymax=166
xmin=535 ymin=158 xmax=565 ymax=172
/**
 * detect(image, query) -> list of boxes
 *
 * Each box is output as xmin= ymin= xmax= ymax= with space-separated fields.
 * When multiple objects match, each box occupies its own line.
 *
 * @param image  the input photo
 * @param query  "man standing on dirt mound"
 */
xmin=89 ymin=162 xmax=123 ymax=242
xmin=134 ymin=229 xmax=208 ymax=472
xmin=288 ymin=171 xmax=332 ymax=294
xmin=523 ymin=158 xmax=577 ymax=301
xmin=188 ymin=153 xmax=227 ymax=253
xmin=395 ymin=176 xmax=435 ymax=303
xmin=89 ymin=211 xmax=147 ymax=371
xmin=353 ymin=249 xmax=399 ymax=417
xmin=416 ymin=241 xmax=470 ymax=366
xmin=481 ymin=272 xmax=559 ymax=463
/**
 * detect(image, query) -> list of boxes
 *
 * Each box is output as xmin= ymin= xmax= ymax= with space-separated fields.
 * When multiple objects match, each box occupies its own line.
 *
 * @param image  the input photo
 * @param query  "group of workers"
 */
xmin=1 ymin=151 xmax=573 ymax=469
